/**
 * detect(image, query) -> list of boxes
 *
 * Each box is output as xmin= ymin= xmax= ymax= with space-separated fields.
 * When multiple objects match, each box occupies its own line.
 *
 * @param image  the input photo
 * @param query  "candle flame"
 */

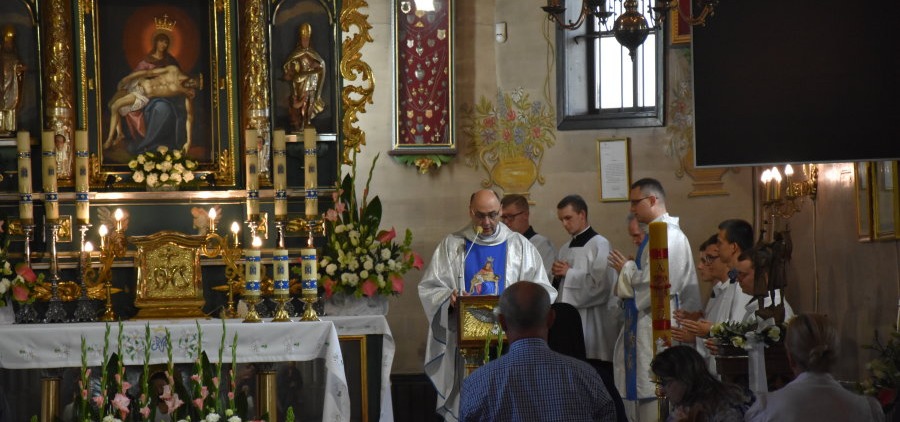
xmin=231 ymin=221 xmax=240 ymax=234
xmin=252 ymin=236 xmax=262 ymax=248
xmin=98 ymin=224 xmax=108 ymax=237
xmin=114 ymin=208 xmax=124 ymax=221
xmin=208 ymin=208 xmax=217 ymax=220
xmin=84 ymin=241 xmax=94 ymax=253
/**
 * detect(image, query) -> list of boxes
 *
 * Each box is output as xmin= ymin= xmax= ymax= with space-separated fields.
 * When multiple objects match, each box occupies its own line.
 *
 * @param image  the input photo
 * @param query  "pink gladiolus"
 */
xmin=324 ymin=209 xmax=338 ymax=222
xmin=14 ymin=263 xmax=36 ymax=283
xmin=200 ymin=386 xmax=209 ymax=399
xmin=122 ymin=381 xmax=131 ymax=391
xmin=391 ymin=274 xmax=404 ymax=294
xmin=227 ymin=391 xmax=235 ymax=400
xmin=191 ymin=374 xmax=201 ymax=382
xmin=115 ymin=373 xmax=121 ymax=383
xmin=212 ymin=376 xmax=219 ymax=387
xmin=377 ymin=228 xmax=396 ymax=243
xmin=331 ymin=189 xmax=343 ymax=202
xmin=334 ymin=201 xmax=346 ymax=214
xmin=140 ymin=406 xmax=151 ymax=418
xmin=112 ymin=393 xmax=130 ymax=415
xmin=81 ymin=389 xmax=88 ymax=399
xmin=85 ymin=369 xmax=91 ymax=377
xmin=193 ymin=398 xmax=204 ymax=409
xmin=161 ymin=385 xmax=183 ymax=412
xmin=92 ymin=396 xmax=105 ymax=408
xmin=323 ymin=277 xmax=336 ymax=298
xmin=361 ymin=279 xmax=378 ymax=297
xmin=11 ymin=285 xmax=29 ymax=302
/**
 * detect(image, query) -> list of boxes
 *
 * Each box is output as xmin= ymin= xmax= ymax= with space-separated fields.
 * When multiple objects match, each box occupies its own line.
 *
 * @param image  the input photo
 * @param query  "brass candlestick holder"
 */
xmin=296 ymin=218 xmax=323 ymax=322
xmin=73 ymin=224 xmax=96 ymax=322
xmin=271 ymin=292 xmax=292 ymax=322
xmin=243 ymin=294 xmax=263 ymax=323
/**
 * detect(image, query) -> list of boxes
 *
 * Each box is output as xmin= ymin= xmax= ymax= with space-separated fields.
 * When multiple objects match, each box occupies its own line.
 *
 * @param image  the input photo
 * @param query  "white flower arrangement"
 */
xmin=710 ymin=318 xmax=787 ymax=352
xmin=128 ymin=145 xmax=198 ymax=189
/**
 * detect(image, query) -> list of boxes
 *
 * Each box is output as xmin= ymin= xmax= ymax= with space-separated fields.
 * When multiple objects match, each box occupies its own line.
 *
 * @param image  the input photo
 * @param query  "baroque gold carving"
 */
xmin=339 ymin=0 xmax=375 ymax=165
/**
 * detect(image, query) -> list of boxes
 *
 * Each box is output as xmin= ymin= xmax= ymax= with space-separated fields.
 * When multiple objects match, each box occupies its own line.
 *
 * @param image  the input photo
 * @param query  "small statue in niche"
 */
xmin=282 ymin=23 xmax=325 ymax=132
xmin=0 ymin=25 xmax=25 ymax=134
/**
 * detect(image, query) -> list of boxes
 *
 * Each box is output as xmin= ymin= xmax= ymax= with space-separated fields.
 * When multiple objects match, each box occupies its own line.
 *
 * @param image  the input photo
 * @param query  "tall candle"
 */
xmin=244 ymin=249 xmax=261 ymax=297
xmin=273 ymin=130 xmax=288 ymax=220
xmin=245 ymin=130 xmax=260 ymax=219
xmin=75 ymin=130 xmax=90 ymax=225
xmin=648 ymin=222 xmax=671 ymax=353
xmin=273 ymin=249 xmax=290 ymax=295
xmin=303 ymin=127 xmax=318 ymax=217
xmin=16 ymin=131 xmax=33 ymax=224
xmin=41 ymin=131 xmax=59 ymax=221
xmin=301 ymin=248 xmax=318 ymax=296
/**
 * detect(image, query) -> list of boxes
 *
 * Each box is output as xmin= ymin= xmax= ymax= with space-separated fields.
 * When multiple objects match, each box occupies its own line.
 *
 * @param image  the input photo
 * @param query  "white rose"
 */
xmin=363 ymin=259 xmax=374 ymax=270
xmin=360 ymin=270 xmax=369 ymax=279
xmin=335 ymin=225 xmax=346 ymax=234
xmin=143 ymin=162 xmax=155 ymax=172
xmin=173 ymin=149 xmax=183 ymax=159
xmin=146 ymin=173 xmax=159 ymax=187
xmin=228 ymin=417 xmax=241 ymax=422
xmin=348 ymin=259 xmax=360 ymax=271
xmin=157 ymin=145 xmax=169 ymax=154
xmin=381 ymin=249 xmax=391 ymax=260
xmin=137 ymin=155 xmax=146 ymax=164
xmin=128 ymin=160 xmax=138 ymax=169
xmin=155 ymin=163 xmax=163 ymax=171
xmin=185 ymin=160 xmax=197 ymax=169
xmin=326 ymin=263 xmax=337 ymax=276
xmin=205 ymin=414 xmax=221 ymax=422
xmin=161 ymin=161 xmax=173 ymax=171
xmin=174 ymin=163 xmax=185 ymax=172
xmin=375 ymin=263 xmax=385 ymax=273
xmin=3 ymin=261 xmax=12 ymax=275
xmin=132 ymin=171 xmax=145 ymax=183
xmin=182 ymin=171 xmax=194 ymax=182
xmin=0 ymin=279 xmax=9 ymax=294
xmin=160 ymin=173 xmax=170 ymax=182
xmin=171 ymin=173 xmax=182 ymax=183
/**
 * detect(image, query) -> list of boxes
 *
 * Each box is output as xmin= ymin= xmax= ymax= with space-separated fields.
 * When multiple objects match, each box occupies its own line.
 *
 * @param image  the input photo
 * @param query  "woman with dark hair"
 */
xmin=745 ymin=313 xmax=883 ymax=421
xmin=650 ymin=345 xmax=753 ymax=421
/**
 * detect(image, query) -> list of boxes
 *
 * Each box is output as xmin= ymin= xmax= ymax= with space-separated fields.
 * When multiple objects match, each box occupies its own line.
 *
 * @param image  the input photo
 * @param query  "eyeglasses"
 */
xmin=501 ymin=211 xmax=524 ymax=221
xmin=700 ymin=254 xmax=720 ymax=265
xmin=629 ymin=196 xmax=652 ymax=206
xmin=473 ymin=210 xmax=501 ymax=221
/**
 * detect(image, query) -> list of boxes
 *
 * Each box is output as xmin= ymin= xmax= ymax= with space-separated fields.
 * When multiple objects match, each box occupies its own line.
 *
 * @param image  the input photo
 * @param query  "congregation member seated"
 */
xmin=459 ymin=281 xmax=617 ymax=422
xmin=650 ymin=345 xmax=754 ymax=422
xmin=548 ymin=302 xmax=627 ymax=422
xmin=745 ymin=313 xmax=884 ymax=421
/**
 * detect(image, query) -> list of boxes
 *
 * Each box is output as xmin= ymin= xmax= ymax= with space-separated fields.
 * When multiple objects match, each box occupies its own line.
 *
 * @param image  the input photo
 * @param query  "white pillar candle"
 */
xmin=244 ymin=249 xmax=261 ymax=297
xmin=273 ymin=249 xmax=290 ymax=295
xmin=41 ymin=131 xmax=59 ymax=222
xmin=75 ymin=130 xmax=90 ymax=225
xmin=303 ymin=127 xmax=318 ymax=218
xmin=300 ymin=248 xmax=318 ymax=295
xmin=273 ymin=130 xmax=288 ymax=220
xmin=16 ymin=131 xmax=33 ymax=224
xmin=245 ymin=129 xmax=260 ymax=219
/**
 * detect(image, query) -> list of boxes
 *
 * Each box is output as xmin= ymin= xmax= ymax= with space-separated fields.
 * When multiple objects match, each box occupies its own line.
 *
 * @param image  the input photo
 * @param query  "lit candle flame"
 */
xmin=84 ymin=241 xmax=94 ymax=253
xmin=252 ymin=236 xmax=262 ymax=248
xmin=231 ymin=221 xmax=240 ymax=234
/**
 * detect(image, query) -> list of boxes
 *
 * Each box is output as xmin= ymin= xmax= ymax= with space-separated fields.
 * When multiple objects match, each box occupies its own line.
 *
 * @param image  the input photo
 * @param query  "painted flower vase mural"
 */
xmin=462 ymin=88 xmax=555 ymax=196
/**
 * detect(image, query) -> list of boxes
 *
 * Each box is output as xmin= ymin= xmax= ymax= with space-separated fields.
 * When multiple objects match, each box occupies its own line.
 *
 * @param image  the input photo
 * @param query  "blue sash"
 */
xmin=463 ymin=241 xmax=508 ymax=296
xmin=623 ymin=235 xmax=648 ymax=400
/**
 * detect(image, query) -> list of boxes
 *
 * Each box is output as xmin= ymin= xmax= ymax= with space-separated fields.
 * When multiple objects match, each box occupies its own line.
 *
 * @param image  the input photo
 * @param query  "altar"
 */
xmin=0 ymin=319 xmax=355 ymax=421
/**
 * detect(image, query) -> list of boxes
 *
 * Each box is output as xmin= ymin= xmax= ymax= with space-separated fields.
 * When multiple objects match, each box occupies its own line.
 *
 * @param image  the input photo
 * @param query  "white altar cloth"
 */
xmin=325 ymin=316 xmax=395 ymax=422
xmin=0 ymin=319 xmax=350 ymax=422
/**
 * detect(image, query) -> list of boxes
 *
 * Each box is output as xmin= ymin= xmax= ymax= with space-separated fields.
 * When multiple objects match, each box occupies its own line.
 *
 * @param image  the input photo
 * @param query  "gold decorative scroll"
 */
xmin=42 ymin=0 xmax=75 ymax=181
xmin=339 ymin=0 xmax=375 ymax=165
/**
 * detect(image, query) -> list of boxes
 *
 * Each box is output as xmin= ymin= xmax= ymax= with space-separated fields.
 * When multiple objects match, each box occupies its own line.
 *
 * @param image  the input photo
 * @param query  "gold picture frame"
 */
xmin=338 ymin=335 xmax=370 ymax=422
xmin=855 ymin=162 xmax=873 ymax=241
xmin=596 ymin=137 xmax=631 ymax=202
xmin=873 ymin=160 xmax=899 ymax=240
xmin=457 ymin=295 xmax=504 ymax=349
xmin=79 ymin=0 xmax=239 ymax=189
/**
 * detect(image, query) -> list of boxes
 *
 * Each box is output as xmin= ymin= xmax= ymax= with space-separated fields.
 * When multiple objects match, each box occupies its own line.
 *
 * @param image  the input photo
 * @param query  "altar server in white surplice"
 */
xmin=551 ymin=194 xmax=621 ymax=361
xmin=607 ymin=178 xmax=702 ymax=422
xmin=418 ymin=189 xmax=555 ymax=422
xmin=501 ymin=193 xmax=556 ymax=279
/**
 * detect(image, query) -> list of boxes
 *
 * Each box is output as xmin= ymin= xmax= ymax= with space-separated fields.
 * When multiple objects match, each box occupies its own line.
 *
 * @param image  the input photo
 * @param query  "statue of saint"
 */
xmin=0 ymin=25 xmax=25 ymax=134
xmin=282 ymin=23 xmax=325 ymax=132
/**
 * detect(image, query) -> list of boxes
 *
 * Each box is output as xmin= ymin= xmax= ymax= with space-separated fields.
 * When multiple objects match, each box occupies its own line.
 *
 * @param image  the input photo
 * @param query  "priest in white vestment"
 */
xmin=608 ymin=179 xmax=702 ymax=422
xmin=418 ymin=190 xmax=555 ymax=421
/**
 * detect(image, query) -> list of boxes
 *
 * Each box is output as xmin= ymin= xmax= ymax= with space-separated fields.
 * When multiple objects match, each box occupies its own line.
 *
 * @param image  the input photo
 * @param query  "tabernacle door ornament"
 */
xmin=130 ymin=231 xmax=207 ymax=319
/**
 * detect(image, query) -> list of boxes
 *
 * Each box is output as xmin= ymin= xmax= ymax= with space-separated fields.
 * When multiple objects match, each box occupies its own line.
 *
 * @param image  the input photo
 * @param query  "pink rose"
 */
xmin=11 ymin=284 xmax=29 ymax=302
xmin=391 ymin=274 xmax=404 ymax=294
xmin=323 ymin=277 xmax=336 ymax=299
xmin=377 ymin=228 xmax=396 ymax=243
xmin=14 ymin=264 xmax=36 ymax=283
xmin=361 ymin=279 xmax=378 ymax=297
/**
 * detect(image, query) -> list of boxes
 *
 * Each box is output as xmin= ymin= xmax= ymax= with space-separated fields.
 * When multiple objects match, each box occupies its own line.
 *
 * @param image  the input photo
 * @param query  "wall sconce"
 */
xmin=541 ymin=0 xmax=719 ymax=60
xmin=760 ymin=164 xmax=818 ymax=219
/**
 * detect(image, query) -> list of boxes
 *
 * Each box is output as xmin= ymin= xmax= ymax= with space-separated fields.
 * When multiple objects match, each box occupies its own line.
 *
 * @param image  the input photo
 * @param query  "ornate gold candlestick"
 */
xmin=203 ymin=216 xmax=244 ymax=319
xmin=298 ymin=220 xmax=322 ymax=322
xmin=97 ymin=214 xmax=127 ymax=322
xmin=73 ymin=225 xmax=96 ymax=322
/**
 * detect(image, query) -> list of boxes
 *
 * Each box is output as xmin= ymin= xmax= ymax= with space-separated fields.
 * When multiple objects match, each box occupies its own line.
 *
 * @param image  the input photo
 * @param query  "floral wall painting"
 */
xmin=462 ymin=88 xmax=556 ymax=198
xmin=665 ymin=49 xmax=733 ymax=197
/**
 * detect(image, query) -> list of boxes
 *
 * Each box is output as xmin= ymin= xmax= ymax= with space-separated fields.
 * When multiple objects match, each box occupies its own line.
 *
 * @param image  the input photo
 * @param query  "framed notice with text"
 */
xmin=597 ymin=138 xmax=631 ymax=202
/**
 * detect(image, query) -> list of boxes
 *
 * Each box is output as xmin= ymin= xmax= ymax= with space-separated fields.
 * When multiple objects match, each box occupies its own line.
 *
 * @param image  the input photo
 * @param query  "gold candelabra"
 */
xmin=202 ymin=214 xmax=244 ymax=319
xmin=97 ymin=212 xmax=127 ymax=322
xmin=760 ymin=164 xmax=818 ymax=241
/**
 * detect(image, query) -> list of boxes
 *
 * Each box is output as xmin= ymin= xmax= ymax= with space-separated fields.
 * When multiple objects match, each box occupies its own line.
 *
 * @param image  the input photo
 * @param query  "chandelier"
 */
xmin=541 ymin=0 xmax=720 ymax=59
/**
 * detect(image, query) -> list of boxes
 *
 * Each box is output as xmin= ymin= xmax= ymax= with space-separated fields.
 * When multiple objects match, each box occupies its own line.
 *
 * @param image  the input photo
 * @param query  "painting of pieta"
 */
xmin=95 ymin=0 xmax=212 ymax=166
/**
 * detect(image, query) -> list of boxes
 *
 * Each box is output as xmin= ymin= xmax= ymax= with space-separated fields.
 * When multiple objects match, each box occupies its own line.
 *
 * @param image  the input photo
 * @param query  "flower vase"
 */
xmin=146 ymin=183 xmax=178 ymax=192
xmin=325 ymin=293 xmax=389 ymax=316
xmin=0 ymin=304 xmax=14 ymax=325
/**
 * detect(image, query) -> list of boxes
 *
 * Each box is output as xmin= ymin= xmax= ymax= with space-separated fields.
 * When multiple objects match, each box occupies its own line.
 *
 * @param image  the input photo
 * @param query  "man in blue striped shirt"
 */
xmin=460 ymin=281 xmax=617 ymax=422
